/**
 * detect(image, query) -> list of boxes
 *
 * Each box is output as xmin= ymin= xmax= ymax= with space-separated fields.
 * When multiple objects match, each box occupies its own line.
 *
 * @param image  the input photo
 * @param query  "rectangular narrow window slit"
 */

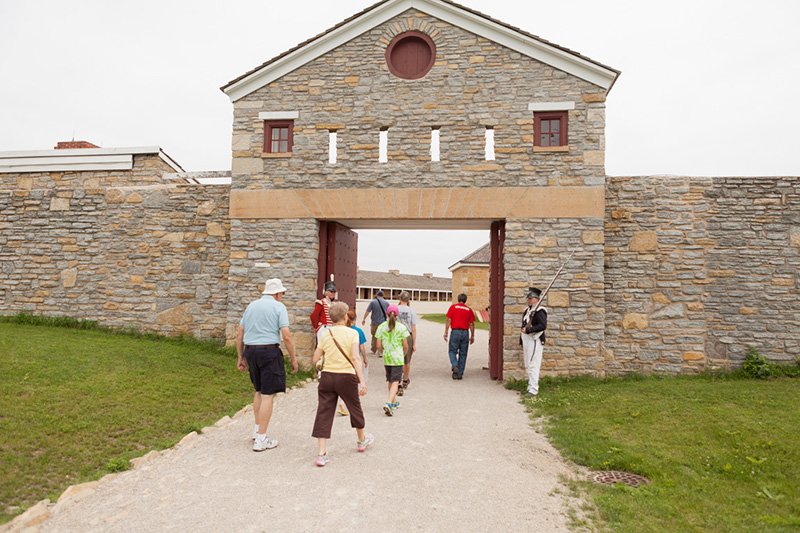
xmin=430 ymin=127 xmax=440 ymax=162
xmin=485 ymin=127 xmax=495 ymax=161
xmin=379 ymin=128 xmax=388 ymax=163
xmin=328 ymin=131 xmax=337 ymax=164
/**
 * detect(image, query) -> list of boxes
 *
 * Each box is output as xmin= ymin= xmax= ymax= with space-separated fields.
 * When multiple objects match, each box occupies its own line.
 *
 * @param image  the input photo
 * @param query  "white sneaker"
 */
xmin=253 ymin=436 xmax=278 ymax=451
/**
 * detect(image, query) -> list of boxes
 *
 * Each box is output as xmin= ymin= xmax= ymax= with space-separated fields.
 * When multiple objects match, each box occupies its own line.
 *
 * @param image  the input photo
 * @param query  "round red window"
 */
xmin=385 ymin=32 xmax=436 ymax=80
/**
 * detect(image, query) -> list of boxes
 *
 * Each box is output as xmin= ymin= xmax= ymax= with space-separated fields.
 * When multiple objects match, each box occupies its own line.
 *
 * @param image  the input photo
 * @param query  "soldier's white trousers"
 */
xmin=521 ymin=333 xmax=543 ymax=395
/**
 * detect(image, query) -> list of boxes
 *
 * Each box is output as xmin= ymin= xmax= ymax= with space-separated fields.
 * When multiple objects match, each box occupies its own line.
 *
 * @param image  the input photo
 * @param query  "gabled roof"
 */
xmin=357 ymin=269 xmax=451 ymax=292
xmin=220 ymin=0 xmax=620 ymax=102
xmin=448 ymin=242 xmax=490 ymax=271
xmin=0 ymin=146 xmax=183 ymax=174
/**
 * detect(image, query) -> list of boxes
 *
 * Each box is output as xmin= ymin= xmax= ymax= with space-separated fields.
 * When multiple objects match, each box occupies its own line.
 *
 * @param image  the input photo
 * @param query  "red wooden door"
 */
xmin=489 ymin=220 xmax=505 ymax=380
xmin=317 ymin=221 xmax=358 ymax=309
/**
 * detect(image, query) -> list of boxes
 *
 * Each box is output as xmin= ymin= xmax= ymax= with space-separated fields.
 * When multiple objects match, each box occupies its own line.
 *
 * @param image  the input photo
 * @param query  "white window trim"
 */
xmin=527 ymin=102 xmax=575 ymax=112
xmin=258 ymin=111 xmax=300 ymax=120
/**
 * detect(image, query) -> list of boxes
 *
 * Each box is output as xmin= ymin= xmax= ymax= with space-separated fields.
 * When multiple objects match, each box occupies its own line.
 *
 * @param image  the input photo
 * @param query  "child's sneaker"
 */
xmin=383 ymin=402 xmax=393 ymax=416
xmin=315 ymin=453 xmax=329 ymax=467
xmin=357 ymin=434 xmax=374 ymax=452
xmin=391 ymin=401 xmax=399 ymax=410
xmin=397 ymin=383 xmax=404 ymax=396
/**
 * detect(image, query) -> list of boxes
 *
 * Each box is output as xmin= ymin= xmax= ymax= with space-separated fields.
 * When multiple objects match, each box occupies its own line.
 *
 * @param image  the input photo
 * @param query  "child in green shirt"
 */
xmin=375 ymin=305 xmax=409 ymax=416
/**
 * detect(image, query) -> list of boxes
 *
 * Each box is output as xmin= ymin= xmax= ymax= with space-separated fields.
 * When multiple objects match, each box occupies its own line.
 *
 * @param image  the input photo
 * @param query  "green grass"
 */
xmin=0 ymin=317 xmax=312 ymax=525
xmin=507 ymin=373 xmax=800 ymax=532
xmin=421 ymin=313 xmax=489 ymax=330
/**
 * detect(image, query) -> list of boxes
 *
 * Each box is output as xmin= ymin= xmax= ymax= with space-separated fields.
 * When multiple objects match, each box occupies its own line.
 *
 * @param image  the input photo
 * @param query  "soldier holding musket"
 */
xmin=520 ymin=287 xmax=547 ymax=396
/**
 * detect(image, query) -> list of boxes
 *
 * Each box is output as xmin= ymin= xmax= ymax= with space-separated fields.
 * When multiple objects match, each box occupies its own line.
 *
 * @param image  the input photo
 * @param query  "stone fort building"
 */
xmin=2 ymin=0 xmax=799 ymax=379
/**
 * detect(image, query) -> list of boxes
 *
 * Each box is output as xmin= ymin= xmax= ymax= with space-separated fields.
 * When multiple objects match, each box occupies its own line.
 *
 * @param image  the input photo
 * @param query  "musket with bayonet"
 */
xmin=531 ymin=250 xmax=575 ymax=313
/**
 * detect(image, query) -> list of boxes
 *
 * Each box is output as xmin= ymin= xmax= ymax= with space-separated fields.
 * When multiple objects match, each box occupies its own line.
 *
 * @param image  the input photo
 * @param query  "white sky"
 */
xmin=2 ymin=0 xmax=798 ymax=277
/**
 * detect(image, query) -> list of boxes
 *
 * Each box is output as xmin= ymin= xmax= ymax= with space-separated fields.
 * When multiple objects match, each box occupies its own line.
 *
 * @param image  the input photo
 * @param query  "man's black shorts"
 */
xmin=244 ymin=345 xmax=286 ymax=395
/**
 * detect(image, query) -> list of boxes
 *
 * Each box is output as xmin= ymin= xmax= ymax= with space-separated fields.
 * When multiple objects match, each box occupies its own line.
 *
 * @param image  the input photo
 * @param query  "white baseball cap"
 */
xmin=263 ymin=278 xmax=288 ymax=295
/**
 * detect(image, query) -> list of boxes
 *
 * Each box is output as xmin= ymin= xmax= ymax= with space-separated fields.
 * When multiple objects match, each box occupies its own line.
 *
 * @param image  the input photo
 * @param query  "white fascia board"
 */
xmin=448 ymin=260 xmax=489 ymax=272
xmin=157 ymin=150 xmax=184 ymax=173
xmin=223 ymin=0 xmax=617 ymax=102
xmin=528 ymin=101 xmax=576 ymax=111
xmin=224 ymin=0 xmax=414 ymax=102
xmin=0 ymin=154 xmax=133 ymax=173
xmin=423 ymin=0 xmax=616 ymax=89
xmin=0 ymin=146 xmax=183 ymax=174
xmin=258 ymin=111 xmax=300 ymax=120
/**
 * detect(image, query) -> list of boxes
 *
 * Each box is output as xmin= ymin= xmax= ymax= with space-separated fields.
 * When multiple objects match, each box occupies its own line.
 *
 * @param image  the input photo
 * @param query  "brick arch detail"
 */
xmin=376 ymin=14 xmax=442 ymax=51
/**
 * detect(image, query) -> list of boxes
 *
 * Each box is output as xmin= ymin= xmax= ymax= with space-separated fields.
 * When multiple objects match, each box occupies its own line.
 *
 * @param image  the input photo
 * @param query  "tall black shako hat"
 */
xmin=526 ymin=287 xmax=542 ymax=299
xmin=324 ymin=281 xmax=337 ymax=293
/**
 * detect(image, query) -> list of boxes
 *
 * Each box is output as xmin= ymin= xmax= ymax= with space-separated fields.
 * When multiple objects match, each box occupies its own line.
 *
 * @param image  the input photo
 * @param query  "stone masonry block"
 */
xmin=547 ymin=291 xmax=569 ymax=307
xmin=582 ymin=230 xmax=603 ymax=244
xmin=622 ymin=313 xmax=648 ymax=330
xmin=583 ymin=151 xmax=605 ymax=166
xmin=50 ymin=198 xmax=70 ymax=211
xmin=630 ymin=231 xmax=657 ymax=252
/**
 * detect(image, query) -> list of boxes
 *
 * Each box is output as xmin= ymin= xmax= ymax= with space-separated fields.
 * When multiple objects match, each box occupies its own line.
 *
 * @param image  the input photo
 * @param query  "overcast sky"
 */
xmin=2 ymin=0 xmax=798 ymax=277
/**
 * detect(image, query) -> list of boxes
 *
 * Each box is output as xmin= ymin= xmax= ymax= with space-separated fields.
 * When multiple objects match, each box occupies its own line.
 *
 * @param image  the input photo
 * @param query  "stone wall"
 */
xmin=225 ymin=218 xmax=320 ymax=360
xmin=605 ymin=176 xmax=800 ymax=373
xmin=503 ymin=217 xmax=606 ymax=378
xmin=230 ymin=8 xmax=607 ymax=191
xmin=228 ymin=9 xmax=609 ymax=367
xmin=451 ymin=265 xmax=489 ymax=311
xmin=0 ymin=178 xmax=231 ymax=338
xmin=0 ymin=153 xmax=178 ymax=190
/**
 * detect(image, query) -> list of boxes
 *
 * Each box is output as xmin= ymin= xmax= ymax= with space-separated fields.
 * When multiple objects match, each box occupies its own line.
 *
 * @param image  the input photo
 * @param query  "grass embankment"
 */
xmin=0 ymin=315 xmax=312 ymax=525
xmin=507 ymin=374 xmax=800 ymax=531
xmin=421 ymin=313 xmax=489 ymax=331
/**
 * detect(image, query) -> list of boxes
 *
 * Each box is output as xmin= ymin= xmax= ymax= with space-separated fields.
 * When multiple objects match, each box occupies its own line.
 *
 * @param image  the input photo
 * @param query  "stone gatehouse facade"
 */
xmin=2 ymin=0 xmax=798 ymax=377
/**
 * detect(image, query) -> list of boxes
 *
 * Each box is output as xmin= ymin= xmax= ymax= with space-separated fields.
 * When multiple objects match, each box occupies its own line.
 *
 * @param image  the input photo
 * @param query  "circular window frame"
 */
xmin=385 ymin=31 xmax=437 ymax=80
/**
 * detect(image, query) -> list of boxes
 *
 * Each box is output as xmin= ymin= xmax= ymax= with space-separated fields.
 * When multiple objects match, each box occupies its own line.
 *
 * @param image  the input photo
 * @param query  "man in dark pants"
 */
xmin=362 ymin=289 xmax=389 ymax=354
xmin=443 ymin=293 xmax=475 ymax=379
xmin=237 ymin=278 xmax=298 ymax=451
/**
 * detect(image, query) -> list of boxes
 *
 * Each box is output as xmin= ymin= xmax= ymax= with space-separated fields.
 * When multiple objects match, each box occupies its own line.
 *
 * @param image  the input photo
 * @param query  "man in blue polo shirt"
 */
xmin=236 ymin=278 xmax=298 ymax=452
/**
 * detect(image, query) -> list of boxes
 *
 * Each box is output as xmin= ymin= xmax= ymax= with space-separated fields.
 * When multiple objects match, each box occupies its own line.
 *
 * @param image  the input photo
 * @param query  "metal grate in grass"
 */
xmin=588 ymin=470 xmax=650 ymax=488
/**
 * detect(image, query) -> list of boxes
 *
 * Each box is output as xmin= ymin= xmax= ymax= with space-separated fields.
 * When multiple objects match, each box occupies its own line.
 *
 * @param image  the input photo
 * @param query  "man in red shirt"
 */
xmin=443 ymin=293 xmax=475 ymax=380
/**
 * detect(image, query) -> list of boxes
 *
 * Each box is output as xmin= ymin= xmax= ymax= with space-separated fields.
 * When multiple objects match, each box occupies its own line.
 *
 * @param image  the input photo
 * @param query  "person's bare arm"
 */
xmin=351 ymin=341 xmax=367 ymax=396
xmin=236 ymin=326 xmax=247 ymax=371
xmin=281 ymin=326 xmax=298 ymax=373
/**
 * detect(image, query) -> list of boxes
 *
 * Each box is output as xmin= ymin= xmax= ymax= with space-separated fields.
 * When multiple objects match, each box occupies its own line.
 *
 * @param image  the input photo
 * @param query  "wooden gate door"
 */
xmin=317 ymin=221 xmax=358 ymax=309
xmin=489 ymin=220 xmax=505 ymax=380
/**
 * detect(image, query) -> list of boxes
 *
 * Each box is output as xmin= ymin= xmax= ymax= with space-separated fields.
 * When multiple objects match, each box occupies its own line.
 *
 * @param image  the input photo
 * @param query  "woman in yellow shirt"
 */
xmin=311 ymin=301 xmax=373 ymax=466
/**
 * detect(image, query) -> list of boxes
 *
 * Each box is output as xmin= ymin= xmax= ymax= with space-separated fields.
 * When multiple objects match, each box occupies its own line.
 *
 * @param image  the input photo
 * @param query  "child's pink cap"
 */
xmin=387 ymin=304 xmax=399 ymax=315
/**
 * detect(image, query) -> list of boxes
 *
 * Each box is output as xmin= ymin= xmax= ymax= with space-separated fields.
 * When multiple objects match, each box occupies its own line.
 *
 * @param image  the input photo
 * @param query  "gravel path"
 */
xmin=31 ymin=318 xmax=583 ymax=532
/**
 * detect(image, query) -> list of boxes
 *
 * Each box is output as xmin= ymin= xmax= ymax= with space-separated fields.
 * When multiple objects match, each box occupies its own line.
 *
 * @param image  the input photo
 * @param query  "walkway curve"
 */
xmin=21 ymin=318 xmax=584 ymax=532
